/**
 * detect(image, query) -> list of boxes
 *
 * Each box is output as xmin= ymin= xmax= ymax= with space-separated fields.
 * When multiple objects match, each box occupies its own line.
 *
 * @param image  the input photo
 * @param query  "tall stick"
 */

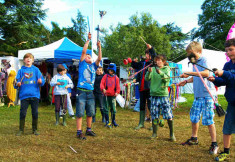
xmin=91 ymin=0 xmax=94 ymax=56
xmin=140 ymin=36 xmax=147 ymax=45
xmin=193 ymin=64 xmax=215 ymax=103
xmin=128 ymin=63 xmax=152 ymax=79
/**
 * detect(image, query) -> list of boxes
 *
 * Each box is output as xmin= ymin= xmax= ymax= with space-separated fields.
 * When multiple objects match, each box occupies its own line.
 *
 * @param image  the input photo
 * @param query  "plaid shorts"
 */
xmin=150 ymin=96 xmax=173 ymax=120
xmin=190 ymin=97 xmax=215 ymax=125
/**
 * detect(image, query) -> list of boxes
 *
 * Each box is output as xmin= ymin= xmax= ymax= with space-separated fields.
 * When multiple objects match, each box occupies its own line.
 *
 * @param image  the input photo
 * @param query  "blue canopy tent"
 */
xmin=18 ymin=37 xmax=94 ymax=62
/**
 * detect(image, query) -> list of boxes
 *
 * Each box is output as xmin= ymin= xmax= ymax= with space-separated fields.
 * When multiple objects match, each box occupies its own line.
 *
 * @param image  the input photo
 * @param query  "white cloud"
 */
xmin=42 ymin=0 xmax=87 ymax=14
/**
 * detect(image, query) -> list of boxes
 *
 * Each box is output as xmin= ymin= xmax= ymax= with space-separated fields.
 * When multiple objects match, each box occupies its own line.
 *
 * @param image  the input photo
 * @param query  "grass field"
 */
xmin=0 ymin=94 xmax=234 ymax=162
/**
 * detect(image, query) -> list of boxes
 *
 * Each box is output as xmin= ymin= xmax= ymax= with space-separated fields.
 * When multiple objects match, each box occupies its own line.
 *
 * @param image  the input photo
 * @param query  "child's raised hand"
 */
xmin=207 ymin=76 xmax=215 ymax=82
xmin=37 ymin=78 xmax=42 ymax=84
xmin=148 ymin=67 xmax=152 ymax=72
xmin=88 ymin=32 xmax=91 ymax=40
xmin=214 ymin=70 xmax=224 ymax=77
xmin=97 ymin=41 xmax=101 ymax=48
xmin=17 ymin=82 xmax=21 ymax=87
xmin=146 ymin=44 xmax=152 ymax=49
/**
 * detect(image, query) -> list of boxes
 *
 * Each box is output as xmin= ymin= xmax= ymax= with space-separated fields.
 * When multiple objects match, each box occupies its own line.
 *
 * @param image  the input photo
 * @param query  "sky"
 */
xmin=41 ymin=0 xmax=205 ymax=47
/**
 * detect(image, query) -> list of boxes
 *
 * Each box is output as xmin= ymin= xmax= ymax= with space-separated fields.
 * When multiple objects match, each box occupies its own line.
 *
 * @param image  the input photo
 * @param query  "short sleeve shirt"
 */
xmin=77 ymin=60 xmax=98 ymax=90
xmin=193 ymin=56 xmax=216 ymax=98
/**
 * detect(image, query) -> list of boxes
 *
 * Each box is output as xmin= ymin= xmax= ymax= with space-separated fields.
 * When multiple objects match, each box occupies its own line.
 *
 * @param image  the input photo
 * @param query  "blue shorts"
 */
xmin=150 ymin=96 xmax=173 ymax=120
xmin=190 ymin=97 xmax=215 ymax=126
xmin=223 ymin=103 xmax=235 ymax=134
xmin=76 ymin=89 xmax=95 ymax=118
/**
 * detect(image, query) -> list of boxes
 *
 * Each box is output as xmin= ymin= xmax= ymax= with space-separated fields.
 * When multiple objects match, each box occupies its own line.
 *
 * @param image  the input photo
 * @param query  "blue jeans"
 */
xmin=223 ymin=103 xmax=235 ymax=134
xmin=20 ymin=97 xmax=39 ymax=120
xmin=76 ymin=89 xmax=95 ymax=118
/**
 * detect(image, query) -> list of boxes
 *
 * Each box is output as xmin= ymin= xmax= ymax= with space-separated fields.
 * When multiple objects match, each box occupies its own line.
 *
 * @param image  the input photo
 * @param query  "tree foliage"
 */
xmin=66 ymin=10 xmax=88 ymax=47
xmin=193 ymin=0 xmax=235 ymax=50
xmin=163 ymin=23 xmax=188 ymax=62
xmin=0 ymin=0 xmax=47 ymax=56
xmin=102 ymin=13 xmax=188 ymax=65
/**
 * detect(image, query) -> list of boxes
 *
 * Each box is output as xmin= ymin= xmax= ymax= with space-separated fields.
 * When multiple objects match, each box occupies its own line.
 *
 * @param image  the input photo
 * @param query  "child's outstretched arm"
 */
xmin=80 ymin=33 xmax=91 ymax=62
xmin=95 ymin=41 xmax=102 ymax=66
xmin=146 ymin=44 xmax=156 ymax=60
xmin=177 ymin=77 xmax=193 ymax=87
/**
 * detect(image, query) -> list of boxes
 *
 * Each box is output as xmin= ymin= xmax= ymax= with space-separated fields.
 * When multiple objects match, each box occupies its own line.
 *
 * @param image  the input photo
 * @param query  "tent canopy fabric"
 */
xmin=18 ymin=37 xmax=92 ymax=61
xmin=177 ymin=49 xmax=227 ymax=95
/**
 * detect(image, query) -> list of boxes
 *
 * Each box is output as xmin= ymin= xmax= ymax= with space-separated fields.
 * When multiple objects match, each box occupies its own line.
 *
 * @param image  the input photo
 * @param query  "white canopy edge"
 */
xmin=18 ymin=38 xmax=65 ymax=60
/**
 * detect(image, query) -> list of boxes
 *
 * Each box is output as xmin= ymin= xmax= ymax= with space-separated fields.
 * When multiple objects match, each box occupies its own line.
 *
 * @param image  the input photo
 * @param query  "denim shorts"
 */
xmin=190 ymin=97 xmax=215 ymax=125
xmin=150 ymin=96 xmax=173 ymax=120
xmin=223 ymin=103 xmax=235 ymax=134
xmin=76 ymin=89 xmax=95 ymax=118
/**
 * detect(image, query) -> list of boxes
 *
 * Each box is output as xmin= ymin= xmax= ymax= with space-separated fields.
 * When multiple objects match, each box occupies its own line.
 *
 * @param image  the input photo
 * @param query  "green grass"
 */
xmin=0 ymin=94 xmax=234 ymax=162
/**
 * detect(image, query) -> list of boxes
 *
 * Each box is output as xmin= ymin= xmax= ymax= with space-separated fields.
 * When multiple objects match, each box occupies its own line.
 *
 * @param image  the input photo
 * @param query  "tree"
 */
xmin=102 ymin=13 xmax=172 ymax=65
xmin=193 ymin=0 xmax=235 ymax=51
xmin=50 ymin=22 xmax=65 ymax=43
xmin=163 ymin=23 xmax=189 ymax=62
xmin=66 ymin=10 xmax=87 ymax=47
xmin=0 ymin=0 xmax=47 ymax=56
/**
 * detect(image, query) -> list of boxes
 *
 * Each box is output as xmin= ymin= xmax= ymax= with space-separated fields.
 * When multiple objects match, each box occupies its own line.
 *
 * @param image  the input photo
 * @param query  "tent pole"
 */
xmin=91 ymin=0 xmax=94 ymax=56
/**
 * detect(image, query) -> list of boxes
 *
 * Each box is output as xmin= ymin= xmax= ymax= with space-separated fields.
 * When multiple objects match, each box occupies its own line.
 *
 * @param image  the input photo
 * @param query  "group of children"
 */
xmin=15 ymin=33 xmax=120 ymax=140
xmin=131 ymin=39 xmax=234 ymax=161
xmin=14 ymin=32 xmax=234 ymax=161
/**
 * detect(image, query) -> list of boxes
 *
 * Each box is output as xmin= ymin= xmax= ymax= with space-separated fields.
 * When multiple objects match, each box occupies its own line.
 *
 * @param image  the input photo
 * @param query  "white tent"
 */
xmin=177 ymin=49 xmax=227 ymax=95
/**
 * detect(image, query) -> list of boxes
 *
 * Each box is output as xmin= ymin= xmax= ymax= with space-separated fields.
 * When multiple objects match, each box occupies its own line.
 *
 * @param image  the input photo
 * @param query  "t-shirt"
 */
xmin=193 ymin=56 xmax=216 ymax=98
xmin=77 ymin=60 xmax=98 ymax=90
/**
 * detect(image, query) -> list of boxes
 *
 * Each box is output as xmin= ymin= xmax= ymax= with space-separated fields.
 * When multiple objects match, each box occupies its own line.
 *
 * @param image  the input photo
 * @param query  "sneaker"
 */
xmin=86 ymin=130 xmax=96 ymax=136
xmin=209 ymin=145 xmax=219 ymax=155
xmin=71 ymin=117 xmax=75 ymax=120
xmin=181 ymin=138 xmax=199 ymax=146
xmin=77 ymin=133 xmax=86 ymax=140
xmin=215 ymin=152 xmax=229 ymax=161
xmin=105 ymin=123 xmax=112 ymax=128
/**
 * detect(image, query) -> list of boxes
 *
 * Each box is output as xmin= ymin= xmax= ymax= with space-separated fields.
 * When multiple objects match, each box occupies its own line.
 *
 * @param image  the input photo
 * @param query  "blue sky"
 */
xmin=42 ymin=0 xmax=205 ymax=47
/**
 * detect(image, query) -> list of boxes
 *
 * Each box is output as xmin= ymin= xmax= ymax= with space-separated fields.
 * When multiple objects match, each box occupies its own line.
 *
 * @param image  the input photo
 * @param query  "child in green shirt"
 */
xmin=145 ymin=55 xmax=176 ymax=141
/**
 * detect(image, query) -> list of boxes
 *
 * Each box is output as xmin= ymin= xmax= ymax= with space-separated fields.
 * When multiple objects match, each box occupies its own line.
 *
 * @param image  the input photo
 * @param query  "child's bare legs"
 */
xmin=208 ymin=123 xmax=217 ymax=142
xmin=192 ymin=122 xmax=199 ymax=137
xmin=224 ymin=134 xmax=232 ymax=149
xmin=86 ymin=116 xmax=92 ymax=128
xmin=76 ymin=117 xmax=82 ymax=130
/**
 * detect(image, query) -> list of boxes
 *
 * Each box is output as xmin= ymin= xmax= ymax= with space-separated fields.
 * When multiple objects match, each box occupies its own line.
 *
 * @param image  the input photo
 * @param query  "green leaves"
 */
xmin=102 ymin=13 xmax=188 ymax=65
xmin=193 ymin=0 xmax=235 ymax=51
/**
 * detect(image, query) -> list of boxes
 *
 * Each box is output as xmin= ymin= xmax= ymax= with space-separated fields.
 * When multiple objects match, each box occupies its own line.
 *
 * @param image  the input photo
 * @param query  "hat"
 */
xmin=107 ymin=63 xmax=116 ymax=73
xmin=62 ymin=63 xmax=68 ymax=70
